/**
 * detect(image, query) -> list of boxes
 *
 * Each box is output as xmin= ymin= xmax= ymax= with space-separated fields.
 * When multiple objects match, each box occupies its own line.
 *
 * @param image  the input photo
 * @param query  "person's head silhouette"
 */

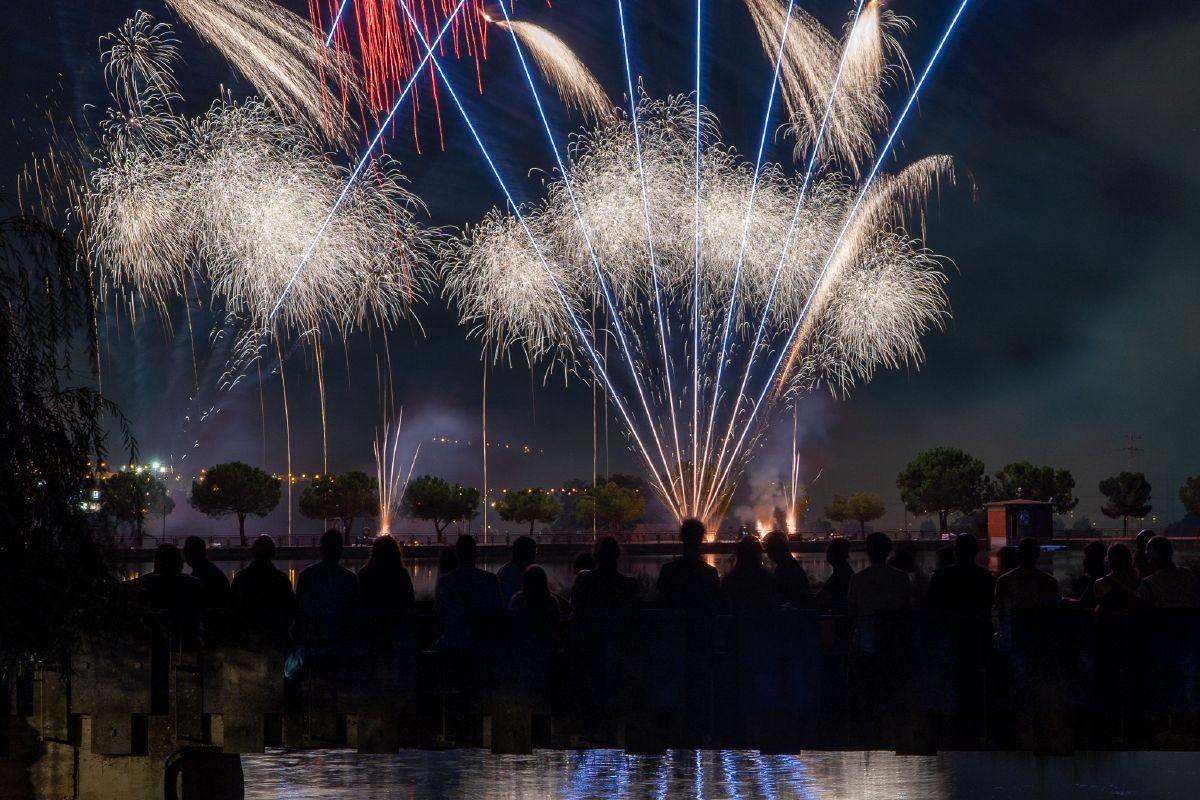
xmin=511 ymin=535 xmax=538 ymax=568
xmin=521 ymin=564 xmax=551 ymax=600
xmin=1106 ymin=543 xmax=1133 ymax=574
xmin=455 ymin=534 xmax=478 ymax=569
xmin=320 ymin=529 xmax=344 ymax=563
xmin=954 ymin=533 xmax=979 ymax=565
xmin=1147 ymin=535 xmax=1175 ymax=570
xmin=251 ymin=534 xmax=276 ymax=563
xmin=183 ymin=536 xmax=209 ymax=568
xmin=367 ymin=534 xmax=403 ymax=570
xmin=762 ymin=530 xmax=791 ymax=564
xmin=438 ymin=544 xmax=458 ymax=576
xmin=1135 ymin=528 xmax=1155 ymax=554
xmin=594 ymin=536 xmax=621 ymax=571
xmin=733 ymin=535 xmax=764 ymax=571
xmin=864 ymin=532 xmax=892 ymax=566
xmin=680 ymin=518 xmax=705 ymax=556
xmin=154 ymin=543 xmax=184 ymax=575
xmin=1016 ymin=537 xmax=1040 ymax=568
xmin=826 ymin=538 xmax=851 ymax=567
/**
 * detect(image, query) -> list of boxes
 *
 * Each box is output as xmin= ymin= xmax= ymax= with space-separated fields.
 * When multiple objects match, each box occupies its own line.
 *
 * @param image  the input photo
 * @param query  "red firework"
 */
xmin=308 ymin=0 xmax=494 ymax=151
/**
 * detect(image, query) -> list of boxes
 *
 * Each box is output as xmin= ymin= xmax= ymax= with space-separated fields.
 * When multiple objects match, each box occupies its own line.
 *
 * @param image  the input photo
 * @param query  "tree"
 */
xmin=1098 ymin=471 xmax=1152 ymax=535
xmin=576 ymin=482 xmax=646 ymax=532
xmin=824 ymin=491 xmax=886 ymax=536
xmin=298 ymin=471 xmax=379 ymax=544
xmin=896 ymin=447 xmax=990 ymax=534
xmin=402 ymin=475 xmax=480 ymax=541
xmin=495 ymin=487 xmax=560 ymax=535
xmin=190 ymin=461 xmax=281 ymax=546
xmin=1 ymin=215 xmax=131 ymax=662
xmin=1180 ymin=476 xmax=1200 ymax=518
xmin=992 ymin=461 xmax=1078 ymax=515
xmin=103 ymin=469 xmax=174 ymax=547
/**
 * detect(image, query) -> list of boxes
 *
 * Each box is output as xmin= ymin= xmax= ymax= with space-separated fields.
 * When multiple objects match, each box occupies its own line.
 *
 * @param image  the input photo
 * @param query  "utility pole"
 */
xmin=1120 ymin=434 xmax=1143 ymax=470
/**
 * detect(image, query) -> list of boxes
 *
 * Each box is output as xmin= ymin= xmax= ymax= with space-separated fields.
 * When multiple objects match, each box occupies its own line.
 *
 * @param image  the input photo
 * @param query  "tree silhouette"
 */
xmin=190 ymin=461 xmax=281 ymax=546
xmin=1098 ymin=472 xmax=1152 ymax=535
xmin=992 ymin=461 xmax=1078 ymax=515
xmin=298 ymin=471 xmax=379 ymax=544
xmin=576 ymin=482 xmax=646 ymax=532
xmin=495 ymin=487 xmax=560 ymax=535
xmin=896 ymin=447 xmax=989 ymax=534
xmin=402 ymin=475 xmax=480 ymax=541
xmin=825 ymin=492 xmax=886 ymax=536
xmin=1181 ymin=476 xmax=1200 ymax=518
xmin=103 ymin=469 xmax=174 ymax=547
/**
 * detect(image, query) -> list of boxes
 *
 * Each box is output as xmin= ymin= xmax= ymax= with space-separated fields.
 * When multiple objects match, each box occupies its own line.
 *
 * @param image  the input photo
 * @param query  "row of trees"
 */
xmin=888 ymin=447 xmax=1188 ymax=534
xmin=100 ymin=461 xmax=652 ymax=544
xmin=821 ymin=451 xmax=1200 ymax=537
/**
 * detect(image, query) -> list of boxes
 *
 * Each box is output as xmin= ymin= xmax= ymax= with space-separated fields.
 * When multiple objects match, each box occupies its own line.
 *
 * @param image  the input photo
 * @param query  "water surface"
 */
xmin=241 ymin=748 xmax=1200 ymax=799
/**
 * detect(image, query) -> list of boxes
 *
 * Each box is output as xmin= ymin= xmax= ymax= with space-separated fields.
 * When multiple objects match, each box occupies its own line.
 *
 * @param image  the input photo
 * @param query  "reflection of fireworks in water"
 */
xmin=374 ymin=409 xmax=421 ymax=536
xmin=440 ymin=0 xmax=963 ymax=532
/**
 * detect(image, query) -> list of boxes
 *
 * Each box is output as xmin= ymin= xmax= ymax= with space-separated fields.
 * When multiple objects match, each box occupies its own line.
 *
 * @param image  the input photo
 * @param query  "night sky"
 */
xmin=2 ymin=0 xmax=1197 ymax=537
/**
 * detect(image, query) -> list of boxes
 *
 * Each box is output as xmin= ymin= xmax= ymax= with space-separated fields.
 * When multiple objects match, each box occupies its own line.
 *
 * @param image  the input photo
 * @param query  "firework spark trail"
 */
xmin=696 ymin=0 xmax=799 ymax=504
xmin=268 ymin=0 xmax=470 ymax=322
xmin=692 ymin=0 xmax=703 ymax=510
xmin=399 ymin=0 xmax=682 ymax=511
xmin=375 ymin=409 xmax=420 ymax=536
xmin=445 ymin=93 xmax=949 ymax=530
xmin=311 ymin=0 xmax=490 ymax=143
xmin=489 ymin=16 xmax=614 ymax=123
xmin=165 ymin=0 xmax=357 ymax=143
xmin=703 ymin=0 xmax=973 ymax=518
xmin=612 ymin=0 xmax=689 ymax=512
xmin=701 ymin=0 xmax=868 ymax=514
xmin=495 ymin=0 xmax=687 ymax=512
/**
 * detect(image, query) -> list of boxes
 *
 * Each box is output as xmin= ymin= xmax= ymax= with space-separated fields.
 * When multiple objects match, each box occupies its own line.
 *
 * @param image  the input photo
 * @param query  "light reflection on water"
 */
xmin=240 ymin=748 xmax=1200 ymax=799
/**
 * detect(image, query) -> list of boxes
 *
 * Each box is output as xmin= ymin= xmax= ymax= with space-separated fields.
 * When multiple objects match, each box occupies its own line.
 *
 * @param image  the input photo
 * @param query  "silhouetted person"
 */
xmin=814 ymin=538 xmax=853 ymax=615
xmin=995 ymin=538 xmax=1060 ymax=616
xmin=498 ymin=535 xmax=538 ymax=608
xmin=657 ymin=518 xmax=722 ymax=614
xmin=846 ymin=533 xmax=911 ymax=652
xmin=763 ymin=530 xmax=812 ymax=608
xmin=936 ymin=545 xmax=957 ymax=571
xmin=888 ymin=541 xmax=926 ymax=600
xmin=722 ymin=535 xmax=775 ymax=610
xmin=134 ymin=543 xmax=204 ymax=646
xmin=1134 ymin=528 xmax=1157 ymax=579
xmin=925 ymin=534 xmax=995 ymax=641
xmin=183 ymin=536 xmax=230 ymax=610
xmin=1071 ymin=541 xmax=1108 ymax=606
xmin=229 ymin=534 xmax=296 ymax=638
xmin=1093 ymin=543 xmax=1139 ymax=613
xmin=435 ymin=534 xmax=502 ymax=652
xmin=572 ymin=551 xmax=597 ymax=575
xmin=357 ymin=535 xmax=415 ymax=610
xmin=295 ymin=530 xmax=359 ymax=646
xmin=511 ymin=565 xmax=561 ymax=638
xmin=572 ymin=536 xmax=639 ymax=616
xmin=997 ymin=545 xmax=1019 ymax=576
xmin=1136 ymin=536 xmax=1200 ymax=609
xmin=438 ymin=544 xmax=459 ymax=577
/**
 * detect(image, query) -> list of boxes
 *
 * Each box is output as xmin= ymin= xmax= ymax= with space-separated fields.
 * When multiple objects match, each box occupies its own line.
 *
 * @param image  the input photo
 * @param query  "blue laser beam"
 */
xmin=709 ymin=0 xmax=975 ymax=503
xmin=394 ymin=0 xmax=679 ymax=508
xmin=493 ymin=2 xmax=688 ymax=511
xmin=324 ymin=0 xmax=355 ymax=47
xmin=268 ymin=0 xmax=470 ymax=323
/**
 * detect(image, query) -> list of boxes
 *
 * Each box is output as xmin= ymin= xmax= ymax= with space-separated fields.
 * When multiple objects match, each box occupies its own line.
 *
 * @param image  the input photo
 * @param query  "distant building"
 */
xmin=986 ymin=499 xmax=1054 ymax=546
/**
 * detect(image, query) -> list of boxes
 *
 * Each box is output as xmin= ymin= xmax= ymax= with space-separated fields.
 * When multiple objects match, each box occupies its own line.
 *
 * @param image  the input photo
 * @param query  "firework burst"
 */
xmin=440 ymin=2 xmax=956 ymax=531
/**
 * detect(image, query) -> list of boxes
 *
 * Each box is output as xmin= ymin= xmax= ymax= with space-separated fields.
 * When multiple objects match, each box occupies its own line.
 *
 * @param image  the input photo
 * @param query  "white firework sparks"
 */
xmin=165 ymin=0 xmax=359 ymax=144
xmin=441 ymin=3 xmax=953 ymax=530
